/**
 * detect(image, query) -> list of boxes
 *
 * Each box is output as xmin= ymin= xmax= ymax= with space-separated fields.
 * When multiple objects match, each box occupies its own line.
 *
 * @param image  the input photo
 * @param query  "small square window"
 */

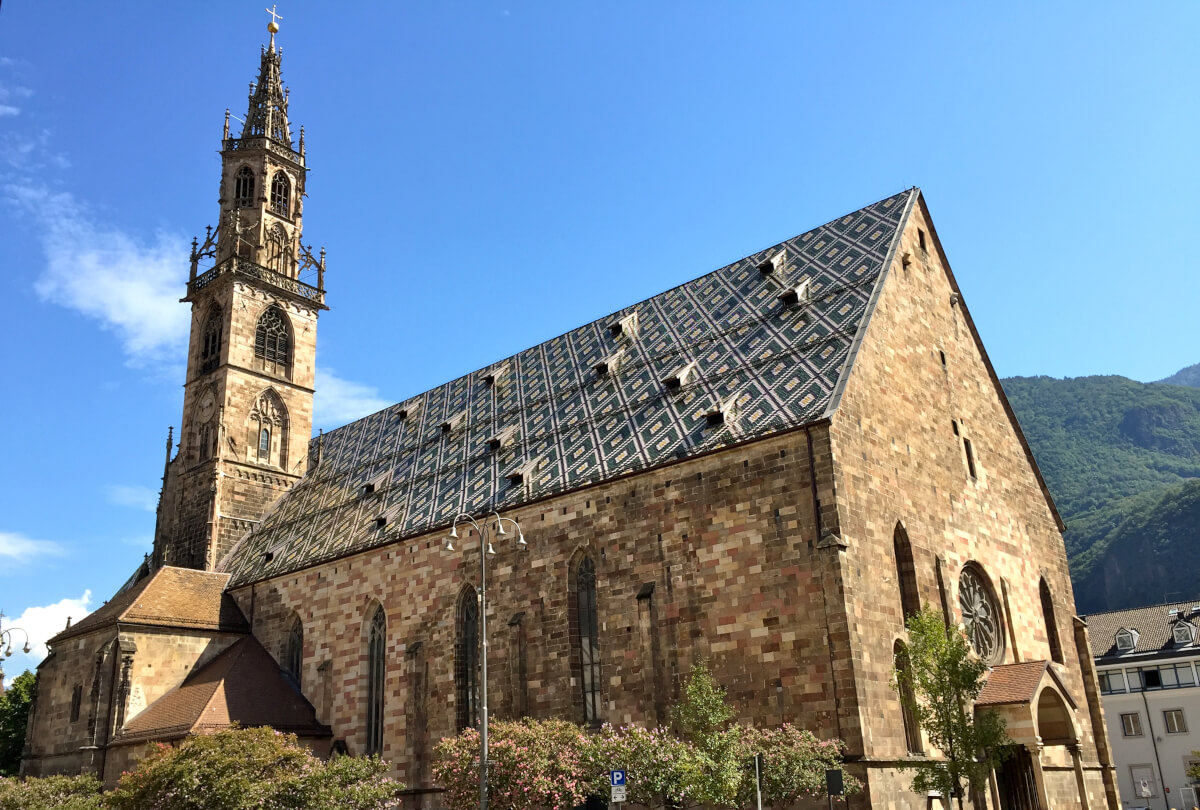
xmin=1121 ymin=712 xmax=1143 ymax=737
xmin=918 ymin=229 xmax=927 ymax=251
xmin=1165 ymin=709 xmax=1188 ymax=734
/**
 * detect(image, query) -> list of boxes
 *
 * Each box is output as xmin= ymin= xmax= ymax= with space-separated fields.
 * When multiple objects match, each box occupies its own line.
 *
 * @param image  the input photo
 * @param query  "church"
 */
xmin=22 ymin=19 xmax=1120 ymax=810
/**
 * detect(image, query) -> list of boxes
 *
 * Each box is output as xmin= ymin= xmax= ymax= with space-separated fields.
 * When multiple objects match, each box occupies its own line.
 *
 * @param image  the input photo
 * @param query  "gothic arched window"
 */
xmin=254 ymin=305 xmax=292 ymax=375
xmin=1040 ymin=578 xmax=1064 ymax=664
xmin=286 ymin=616 xmax=303 ymax=686
xmin=365 ymin=605 xmax=386 ymax=756
xmin=959 ymin=564 xmax=1005 ymax=665
xmin=200 ymin=307 xmax=222 ymax=373
xmin=894 ymin=641 xmax=923 ymax=755
xmin=894 ymin=523 xmax=920 ymax=622
xmin=455 ymin=587 xmax=479 ymax=731
xmin=266 ymin=223 xmax=293 ymax=277
xmin=270 ymin=172 xmax=291 ymax=217
xmin=248 ymin=389 xmax=289 ymax=470
xmin=234 ymin=166 xmax=255 ymax=208
xmin=573 ymin=556 xmax=602 ymax=723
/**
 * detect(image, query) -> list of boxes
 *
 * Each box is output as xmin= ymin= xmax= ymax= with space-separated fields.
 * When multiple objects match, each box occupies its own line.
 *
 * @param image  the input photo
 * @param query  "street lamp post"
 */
xmin=445 ymin=511 xmax=526 ymax=810
xmin=0 ymin=611 xmax=33 ymax=691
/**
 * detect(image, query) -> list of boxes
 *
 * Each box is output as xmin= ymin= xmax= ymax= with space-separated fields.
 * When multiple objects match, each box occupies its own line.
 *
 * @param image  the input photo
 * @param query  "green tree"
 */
xmin=894 ymin=607 xmax=1009 ymax=810
xmin=0 ymin=774 xmax=102 ymax=810
xmin=106 ymin=726 xmax=405 ymax=810
xmin=0 ymin=671 xmax=35 ymax=776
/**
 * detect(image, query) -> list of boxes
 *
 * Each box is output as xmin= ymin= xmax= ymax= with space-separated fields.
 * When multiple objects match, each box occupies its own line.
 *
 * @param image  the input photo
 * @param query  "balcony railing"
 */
xmin=189 ymin=257 xmax=325 ymax=306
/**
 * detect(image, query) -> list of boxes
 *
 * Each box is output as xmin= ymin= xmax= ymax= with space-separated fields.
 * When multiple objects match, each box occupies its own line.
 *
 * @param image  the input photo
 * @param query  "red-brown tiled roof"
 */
xmin=976 ymin=661 xmax=1049 ymax=706
xmin=50 ymin=566 xmax=248 ymax=644
xmin=115 ymin=636 xmax=329 ymax=743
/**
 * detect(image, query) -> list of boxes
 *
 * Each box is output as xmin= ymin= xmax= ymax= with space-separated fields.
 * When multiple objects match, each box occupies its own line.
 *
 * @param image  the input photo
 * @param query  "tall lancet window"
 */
xmin=200 ymin=307 xmax=222 ymax=374
xmin=894 ymin=524 xmax=920 ymax=622
xmin=285 ymin=616 xmax=303 ymax=687
xmin=1040 ymin=578 xmax=1064 ymax=664
xmin=266 ymin=224 xmax=293 ymax=276
xmin=234 ymin=166 xmax=255 ymax=208
xmin=254 ymin=305 xmax=292 ymax=376
xmin=455 ymin=587 xmax=480 ymax=731
xmin=574 ymin=556 xmax=602 ymax=723
xmin=270 ymin=171 xmax=291 ymax=217
xmin=365 ymin=606 xmax=386 ymax=756
xmin=894 ymin=641 xmax=923 ymax=755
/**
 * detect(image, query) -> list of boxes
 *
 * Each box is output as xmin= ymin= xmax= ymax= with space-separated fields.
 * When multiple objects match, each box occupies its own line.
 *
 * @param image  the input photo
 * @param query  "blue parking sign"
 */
xmin=611 ymin=770 xmax=626 ymax=787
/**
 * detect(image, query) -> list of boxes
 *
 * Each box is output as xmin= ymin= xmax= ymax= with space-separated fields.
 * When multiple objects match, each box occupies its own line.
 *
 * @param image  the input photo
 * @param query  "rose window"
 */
xmin=959 ymin=566 xmax=1004 ymax=664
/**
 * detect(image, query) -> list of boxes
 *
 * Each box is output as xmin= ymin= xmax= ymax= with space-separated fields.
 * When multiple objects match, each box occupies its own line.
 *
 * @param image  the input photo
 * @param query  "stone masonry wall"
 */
xmin=230 ymin=428 xmax=854 ymax=791
xmin=827 ymin=198 xmax=1111 ymax=808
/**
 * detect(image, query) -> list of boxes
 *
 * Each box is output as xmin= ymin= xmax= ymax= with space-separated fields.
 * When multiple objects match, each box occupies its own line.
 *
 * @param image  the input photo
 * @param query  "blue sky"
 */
xmin=0 ymin=3 xmax=1196 ymax=677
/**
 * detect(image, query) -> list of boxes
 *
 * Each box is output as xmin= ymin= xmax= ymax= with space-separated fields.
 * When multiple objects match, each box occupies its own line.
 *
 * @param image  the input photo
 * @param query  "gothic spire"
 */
xmin=241 ymin=10 xmax=292 ymax=145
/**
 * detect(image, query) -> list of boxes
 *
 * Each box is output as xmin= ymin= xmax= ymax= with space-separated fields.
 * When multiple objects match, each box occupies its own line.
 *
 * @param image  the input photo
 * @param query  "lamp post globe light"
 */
xmin=0 ymin=611 xmax=33 ymax=691
xmin=445 ymin=511 xmax=526 ymax=810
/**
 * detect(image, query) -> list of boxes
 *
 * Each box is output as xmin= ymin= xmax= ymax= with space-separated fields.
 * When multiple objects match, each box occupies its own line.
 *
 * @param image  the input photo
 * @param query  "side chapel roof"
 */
xmin=49 ymin=567 xmax=249 ymax=645
xmin=220 ymin=190 xmax=919 ymax=585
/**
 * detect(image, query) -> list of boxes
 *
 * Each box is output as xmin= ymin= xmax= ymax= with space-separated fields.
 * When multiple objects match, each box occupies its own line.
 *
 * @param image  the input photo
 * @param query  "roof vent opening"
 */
xmin=488 ymin=426 xmax=518 ymax=453
xmin=1169 ymin=608 xmax=1181 ymax=618
xmin=361 ymin=483 xmax=375 ymax=496
xmin=705 ymin=394 xmax=741 ymax=429
xmin=441 ymin=411 xmax=466 ymax=434
xmin=777 ymin=279 xmax=812 ymax=307
xmin=483 ymin=363 xmax=509 ymax=387
xmin=757 ymin=251 xmax=786 ymax=275
xmin=506 ymin=456 xmax=544 ymax=489
xmin=263 ymin=550 xmax=275 ymax=562
xmin=594 ymin=349 xmax=626 ymax=378
xmin=396 ymin=409 xmax=408 ymax=420
xmin=608 ymin=311 xmax=640 ymax=340
xmin=662 ymin=361 xmax=697 ymax=392
xmin=375 ymin=515 xmax=388 ymax=529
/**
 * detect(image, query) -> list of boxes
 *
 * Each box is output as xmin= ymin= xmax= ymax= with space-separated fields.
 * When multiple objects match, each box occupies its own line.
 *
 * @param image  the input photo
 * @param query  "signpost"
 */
xmin=826 ymin=768 xmax=845 ymax=810
xmin=611 ymin=769 xmax=627 ymax=805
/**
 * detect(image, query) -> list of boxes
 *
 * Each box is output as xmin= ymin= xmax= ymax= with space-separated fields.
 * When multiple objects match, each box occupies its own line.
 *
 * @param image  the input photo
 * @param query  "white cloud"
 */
xmin=106 ymin=484 xmax=159 ymax=513
xmin=1 ymin=591 xmax=93 ymax=676
xmin=0 ymin=129 xmax=67 ymax=171
xmin=0 ymin=105 xmax=18 ymax=117
xmin=0 ymin=531 xmax=62 ymax=561
xmin=314 ymin=368 xmax=391 ymax=429
xmin=5 ymin=184 xmax=190 ymax=370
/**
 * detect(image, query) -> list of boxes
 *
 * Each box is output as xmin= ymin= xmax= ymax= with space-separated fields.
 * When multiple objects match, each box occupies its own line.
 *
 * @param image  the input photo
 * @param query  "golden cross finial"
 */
xmin=265 ymin=5 xmax=282 ymax=50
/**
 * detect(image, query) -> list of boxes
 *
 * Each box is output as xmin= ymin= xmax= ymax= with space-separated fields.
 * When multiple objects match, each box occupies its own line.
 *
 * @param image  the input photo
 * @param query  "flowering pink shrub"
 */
xmin=0 ymin=774 xmax=103 ymax=810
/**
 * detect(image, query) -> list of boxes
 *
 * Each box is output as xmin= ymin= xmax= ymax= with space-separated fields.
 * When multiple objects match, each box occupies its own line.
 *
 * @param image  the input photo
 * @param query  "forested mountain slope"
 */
xmin=1001 ymin=374 xmax=1200 ymax=612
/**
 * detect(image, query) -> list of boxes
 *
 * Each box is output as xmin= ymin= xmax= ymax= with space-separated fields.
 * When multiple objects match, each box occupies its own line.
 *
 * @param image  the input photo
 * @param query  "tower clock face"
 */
xmin=199 ymin=391 xmax=216 ymax=423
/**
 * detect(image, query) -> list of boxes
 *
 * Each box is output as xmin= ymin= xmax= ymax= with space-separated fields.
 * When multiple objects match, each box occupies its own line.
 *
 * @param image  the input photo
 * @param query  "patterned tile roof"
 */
xmin=220 ymin=190 xmax=917 ymax=586
xmin=50 ymin=567 xmax=249 ymax=644
xmin=1084 ymin=599 xmax=1200 ymax=661
xmin=115 ymin=636 xmax=329 ymax=743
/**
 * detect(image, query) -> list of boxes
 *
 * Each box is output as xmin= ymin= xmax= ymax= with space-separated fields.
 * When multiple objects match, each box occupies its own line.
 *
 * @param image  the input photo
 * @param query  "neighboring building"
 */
xmin=24 ymin=18 xmax=1119 ymax=810
xmin=1085 ymin=601 xmax=1200 ymax=810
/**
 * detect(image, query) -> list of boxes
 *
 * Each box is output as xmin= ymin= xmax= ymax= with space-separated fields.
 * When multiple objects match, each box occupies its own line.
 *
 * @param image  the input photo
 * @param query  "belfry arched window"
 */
xmin=894 ymin=640 xmax=923 ymax=755
xmin=573 ymin=556 xmax=602 ymax=723
xmin=455 ymin=587 xmax=480 ymax=731
xmin=286 ymin=616 xmax=303 ymax=686
xmin=200 ymin=307 xmax=222 ymax=373
xmin=959 ymin=564 xmax=1005 ymax=665
xmin=265 ymin=223 xmax=293 ymax=277
xmin=1040 ymin=578 xmax=1064 ymax=664
xmin=234 ymin=166 xmax=254 ymax=208
xmin=365 ymin=605 xmax=385 ymax=756
xmin=894 ymin=523 xmax=920 ymax=622
xmin=270 ymin=171 xmax=290 ymax=217
xmin=254 ymin=305 xmax=292 ymax=376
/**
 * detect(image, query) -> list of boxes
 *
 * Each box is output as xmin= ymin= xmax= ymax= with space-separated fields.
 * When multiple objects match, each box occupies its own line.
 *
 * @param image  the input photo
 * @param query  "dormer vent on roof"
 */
xmin=608 ymin=312 xmax=639 ymax=340
xmin=1173 ymin=621 xmax=1195 ymax=645
xmin=757 ymin=251 xmax=787 ymax=275
xmin=777 ymin=279 xmax=812 ymax=307
xmin=662 ymin=361 xmax=697 ymax=392
xmin=1115 ymin=627 xmax=1139 ymax=652
xmin=483 ymin=364 xmax=509 ymax=387
xmin=396 ymin=400 xmax=420 ymax=421
xmin=705 ymin=393 xmax=741 ymax=428
xmin=441 ymin=411 xmax=466 ymax=434
xmin=506 ymin=456 xmax=544 ymax=488
xmin=594 ymin=348 xmax=626 ymax=378
xmin=487 ymin=426 xmax=518 ymax=453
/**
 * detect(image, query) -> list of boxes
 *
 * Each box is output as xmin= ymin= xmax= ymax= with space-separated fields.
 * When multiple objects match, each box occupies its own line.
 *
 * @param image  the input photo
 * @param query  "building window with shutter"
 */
xmin=1120 ymin=712 xmax=1143 ymax=737
xmin=1165 ymin=708 xmax=1188 ymax=734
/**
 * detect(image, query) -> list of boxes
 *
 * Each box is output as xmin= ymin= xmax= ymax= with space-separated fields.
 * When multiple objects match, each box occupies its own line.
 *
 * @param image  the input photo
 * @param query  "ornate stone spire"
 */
xmin=241 ymin=7 xmax=292 ymax=145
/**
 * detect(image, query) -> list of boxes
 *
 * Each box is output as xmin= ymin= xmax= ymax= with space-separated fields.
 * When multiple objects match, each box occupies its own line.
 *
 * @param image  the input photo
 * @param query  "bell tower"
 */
xmin=152 ymin=13 xmax=327 ymax=572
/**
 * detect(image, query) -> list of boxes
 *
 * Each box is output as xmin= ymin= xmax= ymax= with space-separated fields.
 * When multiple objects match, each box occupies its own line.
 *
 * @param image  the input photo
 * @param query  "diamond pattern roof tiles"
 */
xmin=219 ymin=190 xmax=916 ymax=585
